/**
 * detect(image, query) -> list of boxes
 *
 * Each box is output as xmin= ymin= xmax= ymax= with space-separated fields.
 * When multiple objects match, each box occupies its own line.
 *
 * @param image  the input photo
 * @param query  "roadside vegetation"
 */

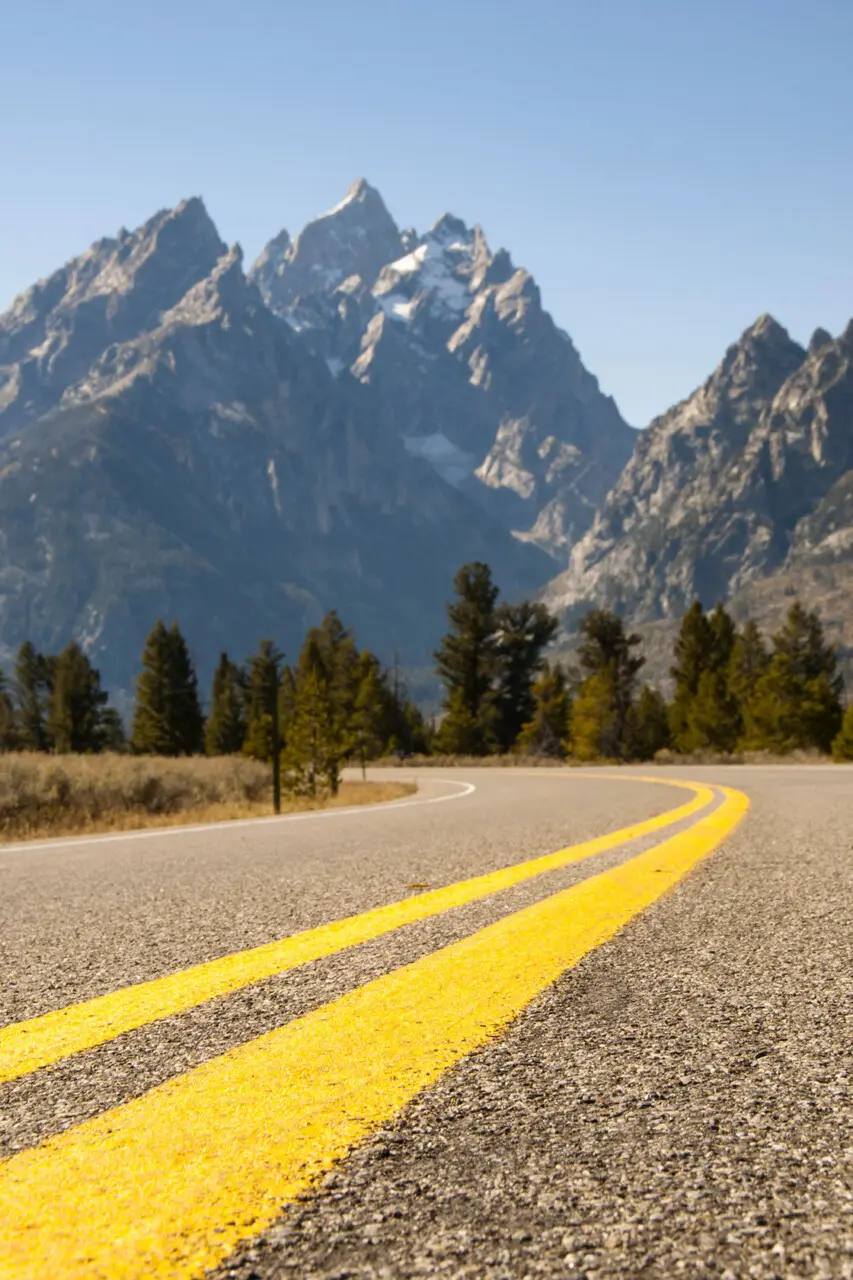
xmin=429 ymin=564 xmax=850 ymax=763
xmin=0 ymin=559 xmax=849 ymax=839
xmin=0 ymin=754 xmax=414 ymax=842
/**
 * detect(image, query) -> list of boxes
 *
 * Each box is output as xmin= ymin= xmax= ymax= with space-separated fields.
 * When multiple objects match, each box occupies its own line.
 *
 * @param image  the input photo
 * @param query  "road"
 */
xmin=0 ymin=766 xmax=850 ymax=1279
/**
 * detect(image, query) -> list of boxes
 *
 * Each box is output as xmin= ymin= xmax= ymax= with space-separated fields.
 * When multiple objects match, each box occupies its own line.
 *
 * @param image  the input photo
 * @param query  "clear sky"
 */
xmin=2 ymin=0 xmax=851 ymax=425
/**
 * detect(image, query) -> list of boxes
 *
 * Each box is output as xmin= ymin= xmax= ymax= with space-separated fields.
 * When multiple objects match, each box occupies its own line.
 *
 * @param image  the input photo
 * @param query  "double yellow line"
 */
xmin=0 ymin=776 xmax=748 ymax=1280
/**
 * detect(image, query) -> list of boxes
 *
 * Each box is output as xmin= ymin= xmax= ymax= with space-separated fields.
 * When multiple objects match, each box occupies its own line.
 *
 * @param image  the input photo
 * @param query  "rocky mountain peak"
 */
xmin=244 ymin=183 xmax=634 ymax=561
xmin=248 ymin=228 xmax=292 ymax=296
xmin=330 ymin=177 xmax=387 ymax=216
xmin=0 ymin=197 xmax=228 ymax=434
xmin=699 ymin=314 xmax=806 ymax=429
xmin=539 ymin=306 xmax=853 ymax=629
xmin=162 ymin=244 xmax=252 ymax=328
xmin=429 ymin=212 xmax=472 ymax=244
xmin=250 ymin=178 xmax=402 ymax=314
xmin=808 ymin=326 xmax=834 ymax=355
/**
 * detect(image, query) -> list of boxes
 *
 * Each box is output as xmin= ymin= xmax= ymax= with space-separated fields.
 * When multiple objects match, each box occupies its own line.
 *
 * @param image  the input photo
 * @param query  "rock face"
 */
xmin=542 ymin=315 xmax=853 ymax=629
xmin=251 ymin=179 xmax=404 ymax=315
xmin=250 ymin=185 xmax=635 ymax=557
xmin=0 ymin=197 xmax=551 ymax=695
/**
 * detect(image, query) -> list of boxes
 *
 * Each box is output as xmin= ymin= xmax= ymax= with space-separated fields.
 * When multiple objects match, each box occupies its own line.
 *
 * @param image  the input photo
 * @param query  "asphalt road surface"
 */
xmin=0 ymin=766 xmax=851 ymax=1279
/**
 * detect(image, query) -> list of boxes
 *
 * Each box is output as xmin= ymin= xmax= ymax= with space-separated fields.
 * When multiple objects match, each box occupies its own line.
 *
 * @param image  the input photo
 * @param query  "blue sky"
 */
xmin=2 ymin=0 xmax=851 ymax=425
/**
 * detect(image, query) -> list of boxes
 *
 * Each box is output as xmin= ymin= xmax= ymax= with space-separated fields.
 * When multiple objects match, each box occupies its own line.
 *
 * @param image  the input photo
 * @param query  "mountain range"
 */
xmin=1 ymin=178 xmax=851 ymax=701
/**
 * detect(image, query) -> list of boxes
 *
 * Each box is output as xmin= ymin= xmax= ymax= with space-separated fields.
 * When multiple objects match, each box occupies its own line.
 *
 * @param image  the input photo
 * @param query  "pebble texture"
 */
xmin=215 ymin=767 xmax=853 ymax=1280
xmin=4 ymin=767 xmax=851 ymax=1278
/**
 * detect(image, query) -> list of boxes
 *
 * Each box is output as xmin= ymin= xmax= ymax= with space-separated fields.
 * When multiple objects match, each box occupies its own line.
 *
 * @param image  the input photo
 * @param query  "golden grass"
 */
xmin=0 ymin=753 xmax=415 ymax=843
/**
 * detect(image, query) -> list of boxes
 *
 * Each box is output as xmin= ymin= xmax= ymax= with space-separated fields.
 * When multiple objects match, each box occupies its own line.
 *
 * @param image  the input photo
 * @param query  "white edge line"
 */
xmin=0 ymin=779 xmax=477 ymax=857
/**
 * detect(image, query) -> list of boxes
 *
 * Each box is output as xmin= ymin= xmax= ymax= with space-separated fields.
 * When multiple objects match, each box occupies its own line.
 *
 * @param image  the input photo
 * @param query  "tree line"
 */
xmin=432 ymin=563 xmax=853 ymax=761
xmin=1 ymin=562 xmax=851 ymax=774
xmin=0 ymin=614 xmax=429 ymax=795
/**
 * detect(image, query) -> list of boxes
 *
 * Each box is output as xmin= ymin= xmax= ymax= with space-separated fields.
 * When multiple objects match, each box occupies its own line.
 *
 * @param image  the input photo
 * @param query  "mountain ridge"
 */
xmin=541 ymin=311 xmax=853 ymax=673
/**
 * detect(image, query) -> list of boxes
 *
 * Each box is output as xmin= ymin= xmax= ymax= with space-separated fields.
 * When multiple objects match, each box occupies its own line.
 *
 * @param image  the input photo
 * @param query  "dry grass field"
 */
xmin=0 ymin=754 xmax=415 ymax=843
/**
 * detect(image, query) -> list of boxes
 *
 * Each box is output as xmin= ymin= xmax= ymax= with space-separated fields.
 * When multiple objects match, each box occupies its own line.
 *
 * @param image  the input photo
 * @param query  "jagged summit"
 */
xmin=327 ymin=177 xmax=387 ymax=216
xmin=249 ymin=179 xmax=402 ymax=312
xmin=541 ymin=311 xmax=853 ymax=627
xmin=247 ymin=182 xmax=634 ymax=555
xmin=809 ymin=326 xmax=834 ymax=354
xmin=740 ymin=312 xmax=788 ymax=341
xmin=429 ymin=212 xmax=472 ymax=243
xmin=0 ymin=197 xmax=227 ymax=434
xmin=163 ymin=244 xmax=252 ymax=327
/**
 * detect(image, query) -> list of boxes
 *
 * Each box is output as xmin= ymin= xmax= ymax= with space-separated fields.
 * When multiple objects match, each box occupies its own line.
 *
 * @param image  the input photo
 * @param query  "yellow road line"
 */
xmin=0 ymin=776 xmax=712 ymax=1085
xmin=0 ymin=784 xmax=748 ymax=1280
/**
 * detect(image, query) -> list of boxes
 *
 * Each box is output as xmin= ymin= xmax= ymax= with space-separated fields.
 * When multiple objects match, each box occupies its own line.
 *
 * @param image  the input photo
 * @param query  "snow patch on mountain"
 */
xmin=403 ymin=433 xmax=476 ymax=487
xmin=373 ymin=234 xmax=473 ymax=322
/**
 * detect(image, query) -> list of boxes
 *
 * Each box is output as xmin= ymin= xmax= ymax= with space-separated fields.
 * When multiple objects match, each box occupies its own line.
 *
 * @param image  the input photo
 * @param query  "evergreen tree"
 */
xmin=625 ymin=684 xmax=672 ymax=760
xmin=745 ymin=603 xmax=843 ymax=753
xmin=299 ymin=612 xmax=361 ymax=725
xmin=517 ymin=663 xmax=572 ymax=757
xmin=728 ymin=620 xmax=770 ymax=708
xmin=493 ymin=600 xmax=559 ymax=752
xmin=131 ymin=620 xmax=204 ymax=755
xmin=0 ymin=669 xmax=18 ymax=751
xmin=728 ymin=620 xmax=770 ymax=748
xmin=281 ymin=666 xmax=350 ymax=797
xmin=683 ymin=668 xmax=740 ymax=753
xmin=435 ymin=562 xmax=500 ymax=755
xmin=131 ymin=621 xmax=171 ymax=754
xmin=46 ymin=641 xmax=108 ymax=753
xmin=832 ymin=701 xmax=853 ymax=761
xmin=13 ymin=641 xmax=51 ymax=751
xmin=352 ymin=653 xmax=389 ymax=769
xmin=205 ymin=653 xmax=247 ymax=755
xmin=573 ymin=609 xmax=644 ymax=757
xmin=165 ymin=622 xmax=204 ymax=754
xmin=401 ymin=699 xmax=432 ymax=755
xmin=708 ymin=602 xmax=737 ymax=670
xmin=568 ymin=669 xmax=617 ymax=761
xmin=242 ymin=640 xmax=282 ymax=761
xmin=98 ymin=707 xmax=127 ymax=753
xmin=669 ymin=602 xmax=715 ymax=750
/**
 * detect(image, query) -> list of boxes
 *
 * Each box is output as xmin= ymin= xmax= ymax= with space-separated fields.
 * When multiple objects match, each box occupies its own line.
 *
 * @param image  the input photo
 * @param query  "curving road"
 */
xmin=0 ymin=766 xmax=851 ymax=1279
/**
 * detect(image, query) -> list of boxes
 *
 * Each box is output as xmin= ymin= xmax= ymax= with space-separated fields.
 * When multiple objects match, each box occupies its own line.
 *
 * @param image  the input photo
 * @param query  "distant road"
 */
xmin=1 ymin=766 xmax=850 ymax=1279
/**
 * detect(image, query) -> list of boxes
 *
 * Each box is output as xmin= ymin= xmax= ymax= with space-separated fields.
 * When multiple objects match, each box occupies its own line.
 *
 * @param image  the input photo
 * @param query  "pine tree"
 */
xmin=98 ymin=707 xmax=127 ymax=752
xmin=242 ymin=640 xmax=282 ymax=761
xmin=728 ymin=620 xmax=769 ymax=706
xmin=131 ymin=621 xmax=171 ymax=754
xmin=353 ymin=654 xmax=389 ymax=770
xmin=728 ymin=620 xmax=770 ymax=748
xmin=746 ymin=603 xmax=843 ymax=753
xmin=13 ymin=641 xmax=51 ymax=751
xmin=573 ymin=609 xmax=644 ymax=758
xmin=493 ymin=600 xmax=559 ymax=752
xmin=299 ymin=612 xmax=361 ymax=725
xmin=435 ymin=562 xmax=500 ymax=755
xmin=517 ymin=663 xmax=572 ymax=757
xmin=205 ymin=653 xmax=247 ymax=755
xmin=683 ymin=668 xmax=740 ymax=753
xmin=401 ymin=699 xmax=432 ymax=755
xmin=46 ymin=641 xmax=108 ymax=753
xmin=166 ymin=622 xmax=204 ymax=755
xmin=625 ymin=685 xmax=672 ymax=760
xmin=131 ymin=620 xmax=204 ymax=755
xmin=708 ymin=603 xmax=737 ymax=670
xmin=281 ymin=666 xmax=350 ymax=797
xmin=0 ymin=669 xmax=18 ymax=751
xmin=568 ymin=669 xmax=617 ymax=761
xmin=669 ymin=602 xmax=714 ymax=750
xmin=832 ymin=701 xmax=853 ymax=761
